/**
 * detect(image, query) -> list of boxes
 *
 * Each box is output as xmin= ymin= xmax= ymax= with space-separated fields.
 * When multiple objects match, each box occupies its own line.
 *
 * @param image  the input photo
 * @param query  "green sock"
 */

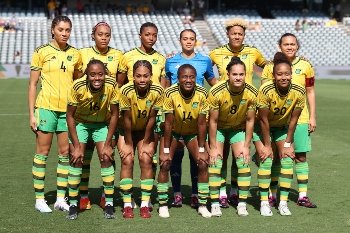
xmin=258 ymin=158 xmax=272 ymax=201
xmin=119 ymin=178 xmax=133 ymax=204
xmin=279 ymin=157 xmax=293 ymax=201
xmin=231 ymin=161 xmax=238 ymax=190
xmin=209 ymin=158 xmax=222 ymax=204
xmin=270 ymin=162 xmax=281 ymax=197
xmin=141 ymin=179 xmax=154 ymax=202
xmin=32 ymin=154 xmax=48 ymax=199
xmin=219 ymin=165 xmax=227 ymax=196
xmin=101 ymin=166 xmax=115 ymax=204
xmin=157 ymin=182 xmax=169 ymax=206
xmin=295 ymin=161 xmax=309 ymax=195
xmin=236 ymin=157 xmax=251 ymax=202
xmin=57 ymin=155 xmax=69 ymax=198
xmin=198 ymin=183 xmax=209 ymax=205
xmin=68 ymin=166 xmax=82 ymax=206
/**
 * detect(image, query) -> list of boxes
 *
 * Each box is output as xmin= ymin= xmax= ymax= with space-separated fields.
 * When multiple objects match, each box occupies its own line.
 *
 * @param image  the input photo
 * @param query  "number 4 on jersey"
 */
xmin=60 ymin=61 xmax=66 ymax=72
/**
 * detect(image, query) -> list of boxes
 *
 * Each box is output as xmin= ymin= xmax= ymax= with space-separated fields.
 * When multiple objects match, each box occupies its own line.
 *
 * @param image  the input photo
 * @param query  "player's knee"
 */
xmin=139 ymin=157 xmax=152 ymax=170
xmin=160 ymin=160 xmax=171 ymax=172
xmin=122 ymin=156 xmax=134 ymax=168
xmin=100 ymin=159 xmax=113 ymax=168
xmin=295 ymin=153 xmax=307 ymax=163
xmin=197 ymin=160 xmax=208 ymax=172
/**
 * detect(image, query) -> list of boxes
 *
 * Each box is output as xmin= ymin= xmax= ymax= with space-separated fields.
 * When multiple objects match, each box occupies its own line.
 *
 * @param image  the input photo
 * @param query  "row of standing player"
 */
xmin=29 ymin=16 xmax=316 ymax=219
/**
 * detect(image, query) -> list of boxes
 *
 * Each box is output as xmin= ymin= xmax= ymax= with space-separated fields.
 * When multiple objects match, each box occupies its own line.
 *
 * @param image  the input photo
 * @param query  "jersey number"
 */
xmin=229 ymin=105 xmax=237 ymax=114
xmin=60 ymin=61 xmax=66 ymax=72
xmin=89 ymin=102 xmax=100 ymax=111
xmin=273 ymin=107 xmax=287 ymax=115
xmin=182 ymin=111 xmax=193 ymax=121
xmin=137 ymin=110 xmax=148 ymax=118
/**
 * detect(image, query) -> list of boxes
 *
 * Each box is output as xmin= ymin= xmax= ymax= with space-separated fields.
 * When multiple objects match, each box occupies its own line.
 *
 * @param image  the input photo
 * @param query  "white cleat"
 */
xmin=35 ymin=199 xmax=52 ymax=213
xmin=198 ymin=206 xmax=212 ymax=218
xmin=158 ymin=206 xmax=170 ymax=218
xmin=260 ymin=202 xmax=273 ymax=217
xmin=278 ymin=203 xmax=292 ymax=216
xmin=211 ymin=204 xmax=222 ymax=217
xmin=54 ymin=199 xmax=70 ymax=212
xmin=237 ymin=202 xmax=249 ymax=216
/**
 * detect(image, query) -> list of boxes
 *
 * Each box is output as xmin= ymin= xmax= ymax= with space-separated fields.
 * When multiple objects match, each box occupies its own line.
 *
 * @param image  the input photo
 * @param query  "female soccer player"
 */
xmin=261 ymin=33 xmax=317 ymax=208
xmin=157 ymin=64 xmax=211 ymax=219
xmin=118 ymin=60 xmax=163 ymax=219
xmin=208 ymin=57 xmax=257 ymax=217
xmin=209 ymin=18 xmax=267 ymax=207
xmin=257 ymin=52 xmax=306 ymax=216
xmin=78 ymin=21 xmax=123 ymax=211
xmin=28 ymin=15 xmax=82 ymax=213
xmin=164 ymin=29 xmax=217 ymax=208
xmin=66 ymin=59 xmax=119 ymax=220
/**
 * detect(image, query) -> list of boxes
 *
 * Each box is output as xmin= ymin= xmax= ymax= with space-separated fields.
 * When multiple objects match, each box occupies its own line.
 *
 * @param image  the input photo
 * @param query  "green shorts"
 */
xmin=216 ymin=128 xmax=245 ymax=144
xmin=71 ymin=123 xmax=110 ymax=143
xmin=35 ymin=108 xmax=67 ymax=133
xmin=294 ymin=123 xmax=311 ymax=153
xmin=154 ymin=114 xmax=163 ymax=135
xmin=253 ymin=126 xmax=287 ymax=142
xmin=172 ymin=132 xmax=197 ymax=143
xmin=253 ymin=125 xmax=262 ymax=142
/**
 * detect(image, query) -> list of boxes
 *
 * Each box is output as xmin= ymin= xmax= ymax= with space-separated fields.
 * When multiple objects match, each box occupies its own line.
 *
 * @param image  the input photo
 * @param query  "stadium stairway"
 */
xmin=193 ymin=20 xmax=219 ymax=50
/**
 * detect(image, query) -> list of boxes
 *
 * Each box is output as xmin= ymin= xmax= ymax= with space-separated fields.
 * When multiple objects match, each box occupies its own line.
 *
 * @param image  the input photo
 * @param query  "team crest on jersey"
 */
xmin=295 ymin=69 xmax=301 ymax=74
xmin=240 ymin=99 xmax=247 ymax=105
xmin=286 ymin=99 xmax=293 ymax=105
xmin=108 ymin=56 xmax=113 ymax=61
xmin=146 ymin=100 xmax=151 ymax=107
xmin=100 ymin=94 xmax=106 ymax=101
xmin=152 ymin=59 xmax=158 ymax=64
xmin=241 ymin=54 xmax=248 ymax=59
xmin=67 ymin=55 xmax=72 ymax=61
xmin=192 ymin=102 xmax=199 ymax=109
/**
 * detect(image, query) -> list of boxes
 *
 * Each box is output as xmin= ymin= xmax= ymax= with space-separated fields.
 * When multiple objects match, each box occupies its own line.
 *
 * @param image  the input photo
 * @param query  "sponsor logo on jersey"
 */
xmin=241 ymin=54 xmax=248 ymax=59
xmin=67 ymin=55 xmax=72 ymax=61
xmin=152 ymin=59 xmax=158 ymax=64
xmin=295 ymin=69 xmax=301 ymax=74
xmin=177 ymin=104 xmax=181 ymax=108
xmin=108 ymin=56 xmax=113 ymax=61
xmin=50 ymin=56 xmax=56 ymax=60
xmin=192 ymin=102 xmax=199 ymax=109
xmin=224 ymin=56 xmax=230 ymax=59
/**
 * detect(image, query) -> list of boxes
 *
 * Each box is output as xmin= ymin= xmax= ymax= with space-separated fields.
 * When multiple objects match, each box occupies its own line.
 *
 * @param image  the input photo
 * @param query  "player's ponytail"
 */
xmin=226 ymin=56 xmax=246 ymax=72
xmin=272 ymin=52 xmax=292 ymax=74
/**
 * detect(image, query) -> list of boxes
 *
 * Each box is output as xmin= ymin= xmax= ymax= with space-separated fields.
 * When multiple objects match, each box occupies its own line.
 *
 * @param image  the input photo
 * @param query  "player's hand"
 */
xmin=119 ymin=144 xmax=133 ymax=160
xmin=209 ymin=148 xmax=221 ymax=166
xmin=70 ymin=146 xmax=83 ymax=164
xmin=29 ymin=115 xmax=37 ymax=133
xmin=308 ymin=117 xmax=316 ymax=133
xmin=101 ymin=145 xmax=114 ymax=162
xmin=159 ymin=151 xmax=171 ymax=166
xmin=140 ymin=143 xmax=155 ymax=159
xmin=260 ymin=145 xmax=273 ymax=162
xmin=282 ymin=146 xmax=295 ymax=159
xmin=240 ymin=146 xmax=251 ymax=165
xmin=198 ymin=151 xmax=209 ymax=165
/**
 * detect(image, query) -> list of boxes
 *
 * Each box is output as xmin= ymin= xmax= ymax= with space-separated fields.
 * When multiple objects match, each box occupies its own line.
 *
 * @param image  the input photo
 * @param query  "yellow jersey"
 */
xmin=163 ymin=84 xmax=209 ymax=135
xmin=118 ymin=48 xmax=166 ymax=84
xmin=261 ymin=56 xmax=315 ymax=124
xmin=207 ymin=81 xmax=258 ymax=130
xmin=209 ymin=44 xmax=267 ymax=84
xmin=257 ymin=80 xmax=306 ymax=127
xmin=68 ymin=76 xmax=119 ymax=123
xmin=119 ymin=82 xmax=163 ymax=131
xmin=31 ymin=42 xmax=82 ymax=112
xmin=80 ymin=46 xmax=123 ymax=78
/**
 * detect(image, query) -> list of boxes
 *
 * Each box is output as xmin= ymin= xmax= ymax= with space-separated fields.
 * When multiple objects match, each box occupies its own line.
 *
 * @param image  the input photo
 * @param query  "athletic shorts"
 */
xmin=154 ymin=114 xmax=163 ymax=135
xmin=35 ymin=108 xmax=67 ymax=132
xmin=172 ymin=132 xmax=197 ymax=143
xmin=294 ymin=123 xmax=311 ymax=153
xmin=253 ymin=126 xmax=288 ymax=142
xmin=216 ymin=128 xmax=245 ymax=144
xmin=71 ymin=122 xmax=110 ymax=143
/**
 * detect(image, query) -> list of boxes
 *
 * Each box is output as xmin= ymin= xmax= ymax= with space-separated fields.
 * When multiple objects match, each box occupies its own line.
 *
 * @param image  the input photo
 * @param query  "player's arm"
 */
xmin=242 ymin=109 xmax=255 ymax=164
xmin=121 ymin=109 xmax=134 ymax=158
xmin=306 ymin=84 xmax=316 ymax=133
xmin=66 ymin=104 xmax=83 ymax=164
xmin=208 ymin=109 xmax=219 ymax=164
xmin=163 ymin=113 xmax=174 ymax=150
xmin=141 ymin=108 xmax=158 ymax=158
xmin=102 ymin=103 xmax=119 ymax=161
xmin=28 ymin=70 xmax=40 ymax=132
xmin=258 ymin=107 xmax=272 ymax=161
xmin=117 ymin=72 xmax=128 ymax=87
xmin=161 ymin=76 xmax=171 ymax=88
xmin=197 ymin=113 xmax=207 ymax=149
xmin=206 ymin=77 xmax=218 ymax=86
xmin=283 ymin=107 xmax=302 ymax=159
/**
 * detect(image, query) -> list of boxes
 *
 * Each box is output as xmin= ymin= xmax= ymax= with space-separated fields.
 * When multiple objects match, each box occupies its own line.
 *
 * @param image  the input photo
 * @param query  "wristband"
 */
xmin=199 ymin=147 xmax=205 ymax=153
xmin=283 ymin=142 xmax=291 ymax=148
xmin=163 ymin=148 xmax=170 ymax=153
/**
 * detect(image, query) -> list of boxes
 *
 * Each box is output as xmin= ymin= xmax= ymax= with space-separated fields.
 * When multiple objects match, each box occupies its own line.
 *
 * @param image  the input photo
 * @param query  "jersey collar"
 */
xmin=226 ymin=81 xmax=244 ymax=96
xmin=49 ymin=42 xmax=70 ymax=51
xmin=274 ymin=81 xmax=291 ymax=97
xmin=134 ymin=82 xmax=150 ymax=99
xmin=292 ymin=56 xmax=301 ymax=66
xmin=225 ymin=44 xmax=245 ymax=53
xmin=136 ymin=47 xmax=156 ymax=55
xmin=92 ymin=46 xmax=110 ymax=55
xmin=178 ymin=83 xmax=195 ymax=100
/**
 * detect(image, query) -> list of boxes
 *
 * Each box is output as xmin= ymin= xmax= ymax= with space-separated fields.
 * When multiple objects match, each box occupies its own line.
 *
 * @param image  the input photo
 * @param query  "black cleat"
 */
xmin=66 ymin=205 xmax=78 ymax=220
xmin=104 ymin=204 xmax=115 ymax=219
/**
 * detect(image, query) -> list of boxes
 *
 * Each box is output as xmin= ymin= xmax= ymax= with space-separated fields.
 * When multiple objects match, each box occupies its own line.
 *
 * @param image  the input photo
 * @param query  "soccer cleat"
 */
xmin=140 ymin=206 xmax=152 ymax=218
xmin=211 ymin=204 xmax=222 ymax=217
xmin=171 ymin=194 xmax=183 ymax=207
xmin=100 ymin=197 xmax=106 ymax=209
xmin=54 ymin=199 xmax=70 ymax=212
xmin=131 ymin=198 xmax=138 ymax=209
xmin=260 ymin=203 xmax=273 ymax=217
xmin=190 ymin=195 xmax=199 ymax=209
xmin=35 ymin=199 xmax=52 ymax=213
xmin=122 ymin=206 xmax=134 ymax=219
xmin=148 ymin=202 xmax=154 ymax=212
xmin=268 ymin=196 xmax=277 ymax=207
xmin=278 ymin=203 xmax=292 ymax=216
xmin=228 ymin=194 xmax=239 ymax=207
xmin=297 ymin=197 xmax=317 ymax=208
xmin=219 ymin=196 xmax=229 ymax=208
xmin=237 ymin=202 xmax=249 ymax=216
xmin=158 ymin=206 xmax=170 ymax=218
xmin=79 ymin=197 xmax=92 ymax=210
xmin=104 ymin=204 xmax=115 ymax=219
xmin=198 ymin=205 xmax=212 ymax=218
xmin=66 ymin=205 xmax=78 ymax=220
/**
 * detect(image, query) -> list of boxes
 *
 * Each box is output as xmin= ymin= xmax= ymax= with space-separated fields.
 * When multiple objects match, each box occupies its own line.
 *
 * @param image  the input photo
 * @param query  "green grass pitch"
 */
xmin=0 ymin=79 xmax=349 ymax=233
